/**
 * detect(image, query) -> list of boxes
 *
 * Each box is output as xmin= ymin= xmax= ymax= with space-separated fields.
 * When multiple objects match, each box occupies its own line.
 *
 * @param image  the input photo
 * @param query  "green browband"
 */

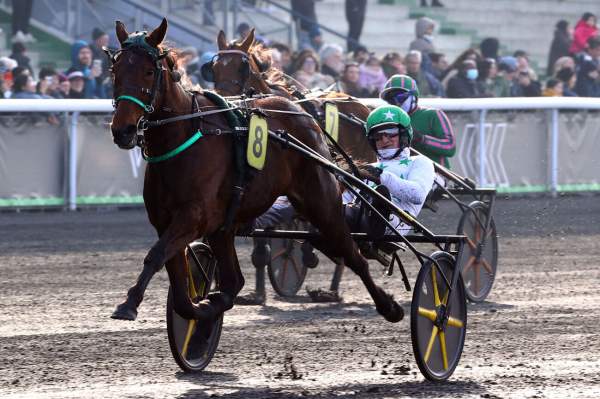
xmin=115 ymin=95 xmax=152 ymax=112
xmin=143 ymin=130 xmax=203 ymax=163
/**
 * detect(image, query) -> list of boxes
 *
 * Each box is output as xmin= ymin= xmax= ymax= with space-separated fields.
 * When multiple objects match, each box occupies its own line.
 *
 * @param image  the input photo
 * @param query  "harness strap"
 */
xmin=143 ymin=131 xmax=203 ymax=163
xmin=144 ymin=106 xmax=241 ymax=128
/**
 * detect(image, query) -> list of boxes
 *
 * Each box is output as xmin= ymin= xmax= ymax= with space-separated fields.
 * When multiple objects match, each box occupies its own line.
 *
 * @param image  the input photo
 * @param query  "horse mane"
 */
xmin=246 ymin=42 xmax=294 ymax=93
xmin=160 ymin=42 xmax=203 ymax=92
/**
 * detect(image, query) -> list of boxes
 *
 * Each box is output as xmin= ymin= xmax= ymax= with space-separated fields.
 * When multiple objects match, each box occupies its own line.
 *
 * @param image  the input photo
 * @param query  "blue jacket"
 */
xmin=68 ymin=40 xmax=106 ymax=98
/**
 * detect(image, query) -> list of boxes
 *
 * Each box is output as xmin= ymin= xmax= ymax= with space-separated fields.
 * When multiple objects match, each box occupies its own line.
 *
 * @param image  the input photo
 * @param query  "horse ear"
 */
xmin=116 ymin=20 xmax=129 ymax=45
xmin=239 ymin=28 xmax=255 ymax=52
xmin=146 ymin=17 xmax=168 ymax=47
xmin=217 ymin=30 xmax=227 ymax=50
xmin=252 ymin=53 xmax=270 ymax=72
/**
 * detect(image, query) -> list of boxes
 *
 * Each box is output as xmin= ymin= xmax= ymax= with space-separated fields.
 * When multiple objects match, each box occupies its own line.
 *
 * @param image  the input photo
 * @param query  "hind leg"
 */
xmin=291 ymin=176 xmax=404 ymax=322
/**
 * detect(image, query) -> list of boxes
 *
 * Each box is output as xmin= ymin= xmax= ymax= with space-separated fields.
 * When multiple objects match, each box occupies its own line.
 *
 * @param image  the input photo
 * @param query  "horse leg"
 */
xmin=206 ymin=230 xmax=244 ymax=310
xmin=111 ymin=204 xmax=206 ymax=321
xmin=292 ymin=191 xmax=404 ymax=323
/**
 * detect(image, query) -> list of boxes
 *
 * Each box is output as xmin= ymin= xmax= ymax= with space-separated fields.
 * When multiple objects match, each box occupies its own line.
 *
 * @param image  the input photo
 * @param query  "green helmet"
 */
xmin=379 ymin=74 xmax=420 ymax=102
xmin=366 ymin=105 xmax=413 ymax=142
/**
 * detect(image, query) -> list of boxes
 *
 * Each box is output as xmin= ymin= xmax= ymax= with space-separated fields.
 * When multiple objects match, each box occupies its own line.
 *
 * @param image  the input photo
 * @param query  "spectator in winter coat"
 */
xmin=494 ymin=57 xmax=518 ymax=97
xmin=9 ymin=42 xmax=33 ymax=76
xmin=447 ymin=60 xmax=485 ymax=98
xmin=542 ymin=78 xmax=563 ymax=97
xmin=556 ymin=67 xmax=578 ymax=97
xmin=67 ymin=40 xmax=103 ymax=98
xmin=409 ymin=17 xmax=436 ymax=57
xmin=10 ymin=73 xmax=40 ymax=99
xmin=510 ymin=69 xmax=542 ymax=97
xmin=575 ymin=36 xmax=600 ymax=97
xmin=570 ymin=13 xmax=598 ymax=55
xmin=480 ymin=37 xmax=500 ymax=61
xmin=551 ymin=56 xmax=576 ymax=77
xmin=381 ymin=52 xmax=406 ymax=78
xmin=291 ymin=50 xmax=334 ymax=90
xmin=319 ymin=43 xmax=345 ymax=81
xmin=405 ymin=50 xmax=444 ymax=97
xmin=429 ymin=52 xmax=448 ymax=81
xmin=547 ymin=20 xmax=572 ymax=76
xmin=358 ymin=55 xmax=387 ymax=95
xmin=338 ymin=62 xmax=370 ymax=97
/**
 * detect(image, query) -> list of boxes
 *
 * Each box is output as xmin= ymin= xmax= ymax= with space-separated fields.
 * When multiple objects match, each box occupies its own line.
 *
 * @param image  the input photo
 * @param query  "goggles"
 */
xmin=392 ymin=90 xmax=413 ymax=105
xmin=371 ymin=127 xmax=400 ymax=142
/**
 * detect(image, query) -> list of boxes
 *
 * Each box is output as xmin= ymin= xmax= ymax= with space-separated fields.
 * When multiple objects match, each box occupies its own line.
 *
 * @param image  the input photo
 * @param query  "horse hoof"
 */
xmin=307 ymin=288 xmax=342 ymax=303
xmin=111 ymin=303 xmax=138 ymax=321
xmin=383 ymin=301 xmax=404 ymax=323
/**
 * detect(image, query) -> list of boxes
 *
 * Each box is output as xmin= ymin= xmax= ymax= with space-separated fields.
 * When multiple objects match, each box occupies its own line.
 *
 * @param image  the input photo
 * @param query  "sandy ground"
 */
xmin=1 ymin=195 xmax=599 ymax=399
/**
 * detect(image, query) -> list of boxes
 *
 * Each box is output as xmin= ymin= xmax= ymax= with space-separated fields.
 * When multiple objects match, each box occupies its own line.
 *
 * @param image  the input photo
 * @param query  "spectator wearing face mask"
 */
xmin=410 ymin=17 xmax=436 ymax=74
xmin=447 ymin=60 xmax=485 ymax=98
xmin=551 ymin=56 xmax=576 ymax=77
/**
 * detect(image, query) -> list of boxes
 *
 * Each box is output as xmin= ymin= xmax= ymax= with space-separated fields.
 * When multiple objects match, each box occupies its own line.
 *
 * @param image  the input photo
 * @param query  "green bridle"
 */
xmin=109 ymin=31 xmax=205 ymax=163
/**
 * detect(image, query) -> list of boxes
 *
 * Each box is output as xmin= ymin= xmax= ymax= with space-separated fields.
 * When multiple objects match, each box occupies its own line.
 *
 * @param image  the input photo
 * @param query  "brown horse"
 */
xmin=109 ymin=18 xmax=403 ymax=325
xmin=205 ymin=29 xmax=376 ymax=163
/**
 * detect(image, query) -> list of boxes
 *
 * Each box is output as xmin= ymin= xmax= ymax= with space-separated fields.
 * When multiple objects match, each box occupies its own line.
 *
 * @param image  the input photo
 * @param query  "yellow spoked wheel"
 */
xmin=267 ymin=220 xmax=310 ymax=297
xmin=411 ymin=251 xmax=467 ymax=381
xmin=456 ymin=201 xmax=498 ymax=303
xmin=167 ymin=242 xmax=223 ymax=372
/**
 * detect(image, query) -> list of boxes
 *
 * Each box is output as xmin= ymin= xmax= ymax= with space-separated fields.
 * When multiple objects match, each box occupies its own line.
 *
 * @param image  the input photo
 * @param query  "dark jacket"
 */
xmin=575 ymin=54 xmax=600 ymax=97
xmin=547 ymin=30 xmax=571 ymax=76
xmin=510 ymin=80 xmax=542 ymax=97
xmin=9 ymin=52 xmax=33 ymax=75
xmin=446 ymin=74 xmax=485 ymax=98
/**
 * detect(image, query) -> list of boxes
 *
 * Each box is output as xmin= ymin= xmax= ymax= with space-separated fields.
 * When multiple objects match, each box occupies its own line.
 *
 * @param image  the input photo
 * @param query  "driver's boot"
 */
xmin=235 ymin=238 xmax=269 ymax=305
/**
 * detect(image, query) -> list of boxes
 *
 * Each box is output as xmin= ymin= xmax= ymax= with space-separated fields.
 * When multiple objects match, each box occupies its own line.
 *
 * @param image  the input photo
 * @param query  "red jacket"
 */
xmin=570 ymin=20 xmax=598 ymax=54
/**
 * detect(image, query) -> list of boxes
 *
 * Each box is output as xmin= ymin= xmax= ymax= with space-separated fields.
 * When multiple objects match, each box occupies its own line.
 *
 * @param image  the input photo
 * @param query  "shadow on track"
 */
xmin=175 ymin=379 xmax=489 ymax=399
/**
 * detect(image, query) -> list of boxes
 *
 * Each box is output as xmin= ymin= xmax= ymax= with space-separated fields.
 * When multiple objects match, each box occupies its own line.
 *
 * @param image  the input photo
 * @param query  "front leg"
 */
xmin=111 ymin=203 xmax=206 ymax=321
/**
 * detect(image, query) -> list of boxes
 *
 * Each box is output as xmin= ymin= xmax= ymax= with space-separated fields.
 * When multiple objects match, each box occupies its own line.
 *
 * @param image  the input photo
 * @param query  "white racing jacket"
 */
xmin=344 ymin=147 xmax=435 ymax=234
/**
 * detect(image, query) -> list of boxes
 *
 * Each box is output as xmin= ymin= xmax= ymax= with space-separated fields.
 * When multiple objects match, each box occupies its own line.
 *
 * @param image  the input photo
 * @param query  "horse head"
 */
xmin=205 ymin=28 xmax=271 ymax=96
xmin=109 ymin=18 xmax=179 ymax=149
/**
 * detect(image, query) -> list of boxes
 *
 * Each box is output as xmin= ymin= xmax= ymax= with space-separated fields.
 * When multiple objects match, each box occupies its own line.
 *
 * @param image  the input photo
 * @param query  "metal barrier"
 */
xmin=1 ymin=97 xmax=599 ymax=210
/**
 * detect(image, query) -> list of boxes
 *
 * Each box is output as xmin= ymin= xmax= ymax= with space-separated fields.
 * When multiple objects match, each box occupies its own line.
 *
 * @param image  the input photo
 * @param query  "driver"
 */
xmin=345 ymin=104 xmax=435 ymax=235
xmin=379 ymin=74 xmax=456 ymax=169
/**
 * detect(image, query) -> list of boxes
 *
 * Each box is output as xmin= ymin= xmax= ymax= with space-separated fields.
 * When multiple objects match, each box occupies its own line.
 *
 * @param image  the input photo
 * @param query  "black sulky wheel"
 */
xmin=456 ymin=200 xmax=498 ymax=303
xmin=167 ymin=241 xmax=223 ymax=372
xmin=267 ymin=219 xmax=310 ymax=297
xmin=411 ymin=251 xmax=467 ymax=381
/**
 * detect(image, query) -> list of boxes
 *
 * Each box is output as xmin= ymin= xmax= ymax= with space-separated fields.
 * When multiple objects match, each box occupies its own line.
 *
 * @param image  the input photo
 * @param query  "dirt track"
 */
xmin=1 ymin=195 xmax=599 ymax=398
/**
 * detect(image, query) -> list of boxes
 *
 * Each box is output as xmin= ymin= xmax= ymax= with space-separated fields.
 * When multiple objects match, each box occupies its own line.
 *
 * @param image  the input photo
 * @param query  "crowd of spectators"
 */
xmin=1 ymin=8 xmax=599 ymax=100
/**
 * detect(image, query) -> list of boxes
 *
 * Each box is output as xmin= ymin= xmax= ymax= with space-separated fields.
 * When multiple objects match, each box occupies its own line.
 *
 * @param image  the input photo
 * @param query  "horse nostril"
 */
xmin=112 ymin=124 xmax=138 ymax=147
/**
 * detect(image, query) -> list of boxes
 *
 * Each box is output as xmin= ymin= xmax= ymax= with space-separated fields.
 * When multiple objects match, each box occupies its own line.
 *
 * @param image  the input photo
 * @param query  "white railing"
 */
xmin=2 ymin=97 xmax=600 ymax=209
